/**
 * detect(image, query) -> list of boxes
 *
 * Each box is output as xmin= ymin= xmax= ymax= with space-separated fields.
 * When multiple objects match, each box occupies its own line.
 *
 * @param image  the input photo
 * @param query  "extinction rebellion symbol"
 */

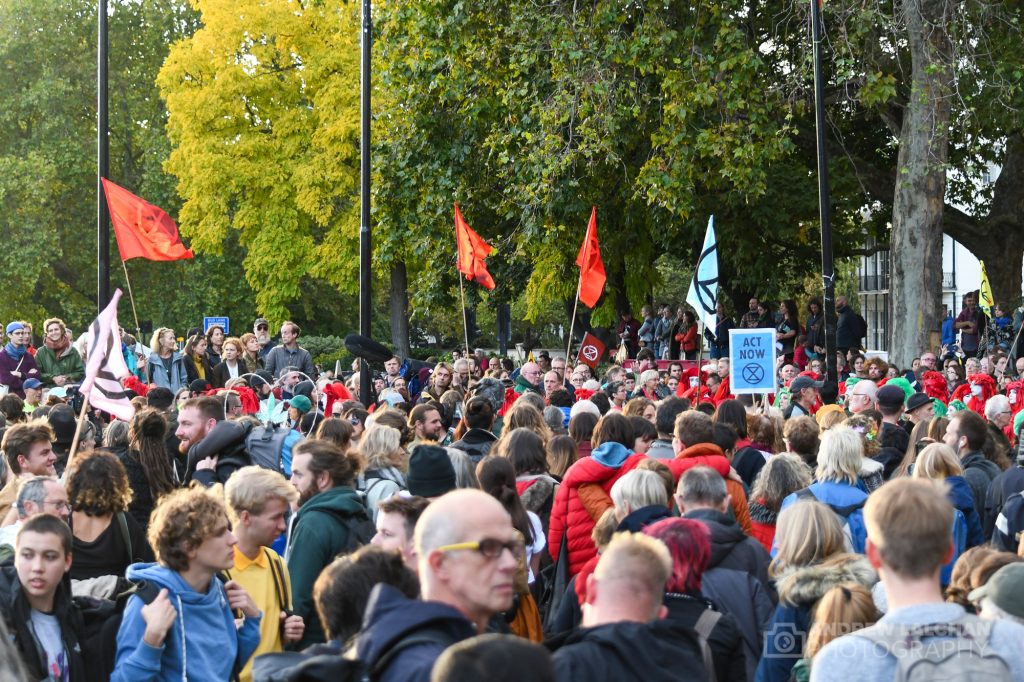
xmin=742 ymin=364 xmax=765 ymax=384
xmin=582 ymin=345 xmax=599 ymax=363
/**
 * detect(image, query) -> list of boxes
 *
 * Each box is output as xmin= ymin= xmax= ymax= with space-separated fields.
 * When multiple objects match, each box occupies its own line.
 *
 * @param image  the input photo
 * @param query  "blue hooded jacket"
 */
xmin=946 ymin=474 xmax=985 ymax=547
xmin=591 ymin=441 xmax=634 ymax=468
xmin=111 ymin=562 xmax=262 ymax=682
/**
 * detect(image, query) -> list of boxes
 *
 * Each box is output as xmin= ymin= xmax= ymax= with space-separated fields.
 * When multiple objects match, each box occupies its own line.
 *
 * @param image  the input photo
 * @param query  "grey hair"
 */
xmin=750 ymin=453 xmax=814 ymax=511
xmin=543 ymin=406 xmax=565 ymax=433
xmin=15 ymin=476 xmax=55 ymax=517
xmin=445 ymin=447 xmax=479 ymax=489
xmin=985 ymin=394 xmax=1011 ymax=420
xmin=103 ymin=420 xmax=130 ymax=449
xmin=517 ymin=392 xmax=546 ymax=413
xmin=677 ymin=465 xmax=727 ymax=507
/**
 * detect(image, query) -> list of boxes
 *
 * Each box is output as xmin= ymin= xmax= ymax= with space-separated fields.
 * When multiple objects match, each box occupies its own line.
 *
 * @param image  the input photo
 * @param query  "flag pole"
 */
xmin=566 ymin=274 xmax=583 ymax=362
xmin=458 ymin=273 xmax=471 ymax=357
xmin=694 ymin=320 xmax=704 ymax=407
xmin=118 ymin=257 xmax=142 ymax=336
xmin=63 ymin=394 xmax=92 ymax=479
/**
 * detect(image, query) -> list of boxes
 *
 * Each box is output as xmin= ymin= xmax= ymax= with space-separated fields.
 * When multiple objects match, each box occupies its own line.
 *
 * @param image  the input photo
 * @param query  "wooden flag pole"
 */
xmin=62 ymin=393 xmax=92 ymax=480
xmin=458 ymin=272 xmax=471 ymax=357
xmin=119 ymin=257 xmax=142 ymax=337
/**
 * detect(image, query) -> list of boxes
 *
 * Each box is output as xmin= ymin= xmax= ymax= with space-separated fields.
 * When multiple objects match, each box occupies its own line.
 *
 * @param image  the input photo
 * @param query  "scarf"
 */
xmin=4 ymin=342 xmax=26 ymax=361
xmin=44 ymin=334 xmax=71 ymax=356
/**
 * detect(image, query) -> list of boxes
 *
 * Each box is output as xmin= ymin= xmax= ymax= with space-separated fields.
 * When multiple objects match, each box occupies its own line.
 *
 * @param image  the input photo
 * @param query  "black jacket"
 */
xmin=985 ymin=466 xmax=1024 ymax=540
xmin=449 ymin=429 xmax=498 ymax=463
xmin=354 ymin=584 xmax=476 ymax=682
xmin=836 ymin=307 xmax=865 ymax=350
xmin=550 ymin=620 xmax=708 ymax=682
xmin=664 ymin=593 xmax=747 ymax=682
xmin=0 ymin=565 xmax=88 ymax=682
xmin=876 ymin=422 xmax=909 ymax=480
xmin=683 ymin=508 xmax=776 ymax=603
xmin=700 ymin=568 xmax=775 ymax=682
xmin=186 ymin=419 xmax=254 ymax=486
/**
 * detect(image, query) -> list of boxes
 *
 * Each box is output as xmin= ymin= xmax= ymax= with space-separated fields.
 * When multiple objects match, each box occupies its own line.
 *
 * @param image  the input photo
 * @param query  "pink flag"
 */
xmin=81 ymin=290 xmax=136 ymax=421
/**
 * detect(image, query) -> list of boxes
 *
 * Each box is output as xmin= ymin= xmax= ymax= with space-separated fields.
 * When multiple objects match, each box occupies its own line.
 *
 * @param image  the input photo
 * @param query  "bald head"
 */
xmin=415 ymin=488 xmax=518 ymax=631
xmin=847 ymin=380 xmax=877 ymax=414
xmin=520 ymin=363 xmax=542 ymax=386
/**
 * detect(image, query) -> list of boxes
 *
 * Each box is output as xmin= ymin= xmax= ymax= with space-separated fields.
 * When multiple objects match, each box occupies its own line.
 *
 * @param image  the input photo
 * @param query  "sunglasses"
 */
xmin=257 ymin=325 xmax=269 ymax=331
xmin=437 ymin=537 xmax=525 ymax=560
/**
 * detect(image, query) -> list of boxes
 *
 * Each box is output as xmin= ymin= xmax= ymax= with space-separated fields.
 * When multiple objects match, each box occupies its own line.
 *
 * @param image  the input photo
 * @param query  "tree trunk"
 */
xmin=389 ymin=261 xmax=410 ymax=358
xmin=888 ymin=0 xmax=953 ymax=367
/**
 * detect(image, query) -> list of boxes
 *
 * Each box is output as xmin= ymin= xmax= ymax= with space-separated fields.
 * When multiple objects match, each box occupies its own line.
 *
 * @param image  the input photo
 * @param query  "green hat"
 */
xmin=288 ymin=395 xmax=312 ymax=414
xmin=968 ymin=563 xmax=1024 ymax=619
xmin=885 ymin=377 xmax=914 ymax=402
xmin=1014 ymin=409 xmax=1024 ymax=437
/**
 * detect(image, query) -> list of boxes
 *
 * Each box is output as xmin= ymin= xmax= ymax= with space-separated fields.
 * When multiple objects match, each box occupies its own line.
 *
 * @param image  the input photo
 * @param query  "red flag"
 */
xmin=455 ymin=202 xmax=496 ymax=290
xmin=576 ymin=332 xmax=607 ymax=369
xmin=101 ymin=178 xmax=193 ymax=261
xmin=575 ymin=207 xmax=606 ymax=307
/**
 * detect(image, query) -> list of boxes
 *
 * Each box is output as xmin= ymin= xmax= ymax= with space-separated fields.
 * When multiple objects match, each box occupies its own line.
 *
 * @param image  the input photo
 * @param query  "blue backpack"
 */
xmin=796 ymin=488 xmax=867 ymax=553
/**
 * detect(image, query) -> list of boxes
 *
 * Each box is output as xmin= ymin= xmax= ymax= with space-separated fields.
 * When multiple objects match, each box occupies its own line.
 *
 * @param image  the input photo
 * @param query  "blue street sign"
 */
xmin=729 ymin=328 xmax=777 ymax=394
xmin=203 ymin=316 xmax=229 ymax=335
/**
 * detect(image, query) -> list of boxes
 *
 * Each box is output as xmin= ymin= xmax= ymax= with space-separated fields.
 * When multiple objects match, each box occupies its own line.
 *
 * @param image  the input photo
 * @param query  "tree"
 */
xmin=158 ymin=0 xmax=363 ymax=324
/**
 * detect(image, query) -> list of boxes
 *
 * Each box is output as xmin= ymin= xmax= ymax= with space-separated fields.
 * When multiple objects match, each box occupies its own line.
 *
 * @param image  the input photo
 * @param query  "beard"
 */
xmin=297 ymin=484 xmax=319 ymax=507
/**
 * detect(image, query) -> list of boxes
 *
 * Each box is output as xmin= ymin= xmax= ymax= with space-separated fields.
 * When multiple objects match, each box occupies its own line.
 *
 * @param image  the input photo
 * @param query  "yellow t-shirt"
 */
xmin=230 ymin=545 xmax=292 ymax=682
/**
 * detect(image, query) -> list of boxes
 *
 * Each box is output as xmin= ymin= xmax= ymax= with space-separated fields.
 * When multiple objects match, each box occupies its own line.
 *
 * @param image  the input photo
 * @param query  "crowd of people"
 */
xmin=1 ymin=308 xmax=1024 ymax=682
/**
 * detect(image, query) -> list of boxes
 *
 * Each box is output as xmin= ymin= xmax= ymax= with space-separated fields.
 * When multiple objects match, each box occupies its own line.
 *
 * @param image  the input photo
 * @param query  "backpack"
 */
xmin=253 ymin=629 xmax=454 ymax=682
xmin=852 ymin=615 xmax=1011 ymax=681
xmin=940 ymin=509 xmax=968 ymax=586
xmin=796 ymin=489 xmax=867 ymax=553
xmin=693 ymin=607 xmax=722 ymax=682
xmin=246 ymin=423 xmax=292 ymax=472
xmin=319 ymin=506 xmax=377 ymax=555
xmin=74 ymin=579 xmax=161 ymax=681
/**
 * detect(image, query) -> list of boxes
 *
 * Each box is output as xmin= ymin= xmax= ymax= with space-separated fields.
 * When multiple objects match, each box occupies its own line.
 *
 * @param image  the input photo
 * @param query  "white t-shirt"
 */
xmin=525 ymin=511 xmax=546 ymax=584
xmin=31 ymin=609 xmax=68 ymax=681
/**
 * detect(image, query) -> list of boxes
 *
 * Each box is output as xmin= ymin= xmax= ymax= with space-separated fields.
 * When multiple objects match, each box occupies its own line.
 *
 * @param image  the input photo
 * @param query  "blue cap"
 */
xmin=5 ymin=322 xmax=24 ymax=335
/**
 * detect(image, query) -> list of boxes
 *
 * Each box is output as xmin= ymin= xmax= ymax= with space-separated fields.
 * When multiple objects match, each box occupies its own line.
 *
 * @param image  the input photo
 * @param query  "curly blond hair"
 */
xmin=148 ymin=487 xmax=230 ymax=572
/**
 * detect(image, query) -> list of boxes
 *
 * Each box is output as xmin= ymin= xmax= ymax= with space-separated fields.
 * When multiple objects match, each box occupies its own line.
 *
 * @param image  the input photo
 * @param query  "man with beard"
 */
xmin=285 ymin=439 xmax=371 ymax=648
xmin=409 ymin=404 xmax=445 ymax=445
xmin=176 ymin=396 xmax=252 ymax=487
xmin=254 ymin=317 xmax=276 ymax=359
xmin=944 ymin=409 xmax=1002 ymax=529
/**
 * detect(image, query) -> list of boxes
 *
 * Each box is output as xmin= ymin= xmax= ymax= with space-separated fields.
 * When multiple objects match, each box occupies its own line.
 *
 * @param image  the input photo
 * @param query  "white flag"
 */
xmin=81 ymin=289 xmax=136 ymax=421
xmin=686 ymin=216 xmax=719 ymax=336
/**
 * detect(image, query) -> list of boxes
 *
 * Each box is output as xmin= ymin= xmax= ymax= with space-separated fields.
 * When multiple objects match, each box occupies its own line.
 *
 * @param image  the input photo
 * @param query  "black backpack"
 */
xmin=253 ymin=630 xmax=453 ymax=682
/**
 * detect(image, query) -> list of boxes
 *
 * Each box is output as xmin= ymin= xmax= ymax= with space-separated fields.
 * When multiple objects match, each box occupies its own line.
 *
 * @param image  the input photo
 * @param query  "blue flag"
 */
xmin=686 ymin=216 xmax=719 ymax=337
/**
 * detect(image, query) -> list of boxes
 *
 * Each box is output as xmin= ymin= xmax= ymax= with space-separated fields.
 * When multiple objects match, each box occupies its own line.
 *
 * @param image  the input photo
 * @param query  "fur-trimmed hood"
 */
xmin=518 ymin=474 xmax=559 ymax=514
xmin=775 ymin=553 xmax=877 ymax=607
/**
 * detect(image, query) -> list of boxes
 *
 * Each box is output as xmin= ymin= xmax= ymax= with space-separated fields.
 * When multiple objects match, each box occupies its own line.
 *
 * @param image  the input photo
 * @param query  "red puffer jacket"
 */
xmin=547 ymin=446 xmax=648 ymax=576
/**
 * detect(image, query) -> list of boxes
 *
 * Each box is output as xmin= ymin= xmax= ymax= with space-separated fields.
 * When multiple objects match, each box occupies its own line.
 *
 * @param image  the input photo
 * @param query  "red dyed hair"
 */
xmin=644 ymin=517 xmax=712 ymax=595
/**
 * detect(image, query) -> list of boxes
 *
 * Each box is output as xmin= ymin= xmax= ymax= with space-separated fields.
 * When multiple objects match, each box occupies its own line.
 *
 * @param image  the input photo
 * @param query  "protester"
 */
xmin=224 ymin=466 xmax=304 ymax=682
xmin=357 ymin=424 xmax=409 ymax=518
xmin=748 ymin=453 xmax=814 ymax=552
xmin=113 ymin=487 xmax=262 ymax=682
xmin=286 ymin=439 xmax=370 ymax=647
xmin=811 ymin=478 xmax=1024 ymax=680
xmin=263 ymin=321 xmax=317 ymax=380
xmin=66 ymin=449 xmax=154 ymax=580
xmin=354 ymin=489 xmax=517 ymax=680
xmin=0 ymin=420 xmax=59 ymax=521
xmin=371 ymin=494 xmax=430 ymax=571
xmin=36 ymin=318 xmax=84 ymax=388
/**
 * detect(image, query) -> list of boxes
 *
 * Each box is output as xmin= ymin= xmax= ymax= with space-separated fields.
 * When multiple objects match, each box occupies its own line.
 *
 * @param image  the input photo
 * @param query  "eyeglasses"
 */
xmin=44 ymin=500 xmax=72 ymax=512
xmin=256 ymin=325 xmax=269 ymax=331
xmin=436 ymin=538 xmax=525 ymax=560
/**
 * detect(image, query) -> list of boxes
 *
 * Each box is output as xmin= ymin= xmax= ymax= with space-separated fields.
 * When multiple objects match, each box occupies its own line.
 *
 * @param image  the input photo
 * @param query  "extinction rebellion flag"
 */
xmin=576 ymin=332 xmax=607 ymax=369
xmin=81 ymin=290 xmax=136 ymax=422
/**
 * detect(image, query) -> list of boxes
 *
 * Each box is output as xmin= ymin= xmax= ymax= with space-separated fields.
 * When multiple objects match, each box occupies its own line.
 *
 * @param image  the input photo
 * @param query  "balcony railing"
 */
xmin=859 ymin=273 xmax=890 ymax=292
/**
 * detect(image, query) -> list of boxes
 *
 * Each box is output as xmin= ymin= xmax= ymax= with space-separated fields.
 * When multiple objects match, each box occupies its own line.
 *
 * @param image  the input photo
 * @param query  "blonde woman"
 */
xmin=792 ymin=583 xmax=878 ymax=681
xmin=356 ymin=424 xmax=407 ymax=519
xmin=147 ymin=327 xmax=188 ymax=392
xmin=913 ymin=442 xmax=984 ymax=549
xmin=760 ymin=499 xmax=877 ymax=682
xmin=778 ymin=426 xmax=870 ymax=553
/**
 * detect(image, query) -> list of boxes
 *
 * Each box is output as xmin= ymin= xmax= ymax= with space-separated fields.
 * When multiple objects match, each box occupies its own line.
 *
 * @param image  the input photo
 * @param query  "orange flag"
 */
xmin=101 ymin=178 xmax=193 ymax=261
xmin=575 ymin=207 xmax=606 ymax=307
xmin=455 ymin=202 xmax=496 ymax=290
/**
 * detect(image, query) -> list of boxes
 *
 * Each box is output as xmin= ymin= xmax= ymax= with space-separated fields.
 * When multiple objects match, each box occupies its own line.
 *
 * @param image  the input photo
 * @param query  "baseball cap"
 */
xmin=790 ymin=376 xmax=824 ymax=392
xmin=22 ymin=378 xmax=42 ymax=390
xmin=968 ymin=563 xmax=1024 ymax=619
xmin=254 ymin=317 xmax=270 ymax=328
xmin=876 ymin=384 xmax=906 ymax=409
